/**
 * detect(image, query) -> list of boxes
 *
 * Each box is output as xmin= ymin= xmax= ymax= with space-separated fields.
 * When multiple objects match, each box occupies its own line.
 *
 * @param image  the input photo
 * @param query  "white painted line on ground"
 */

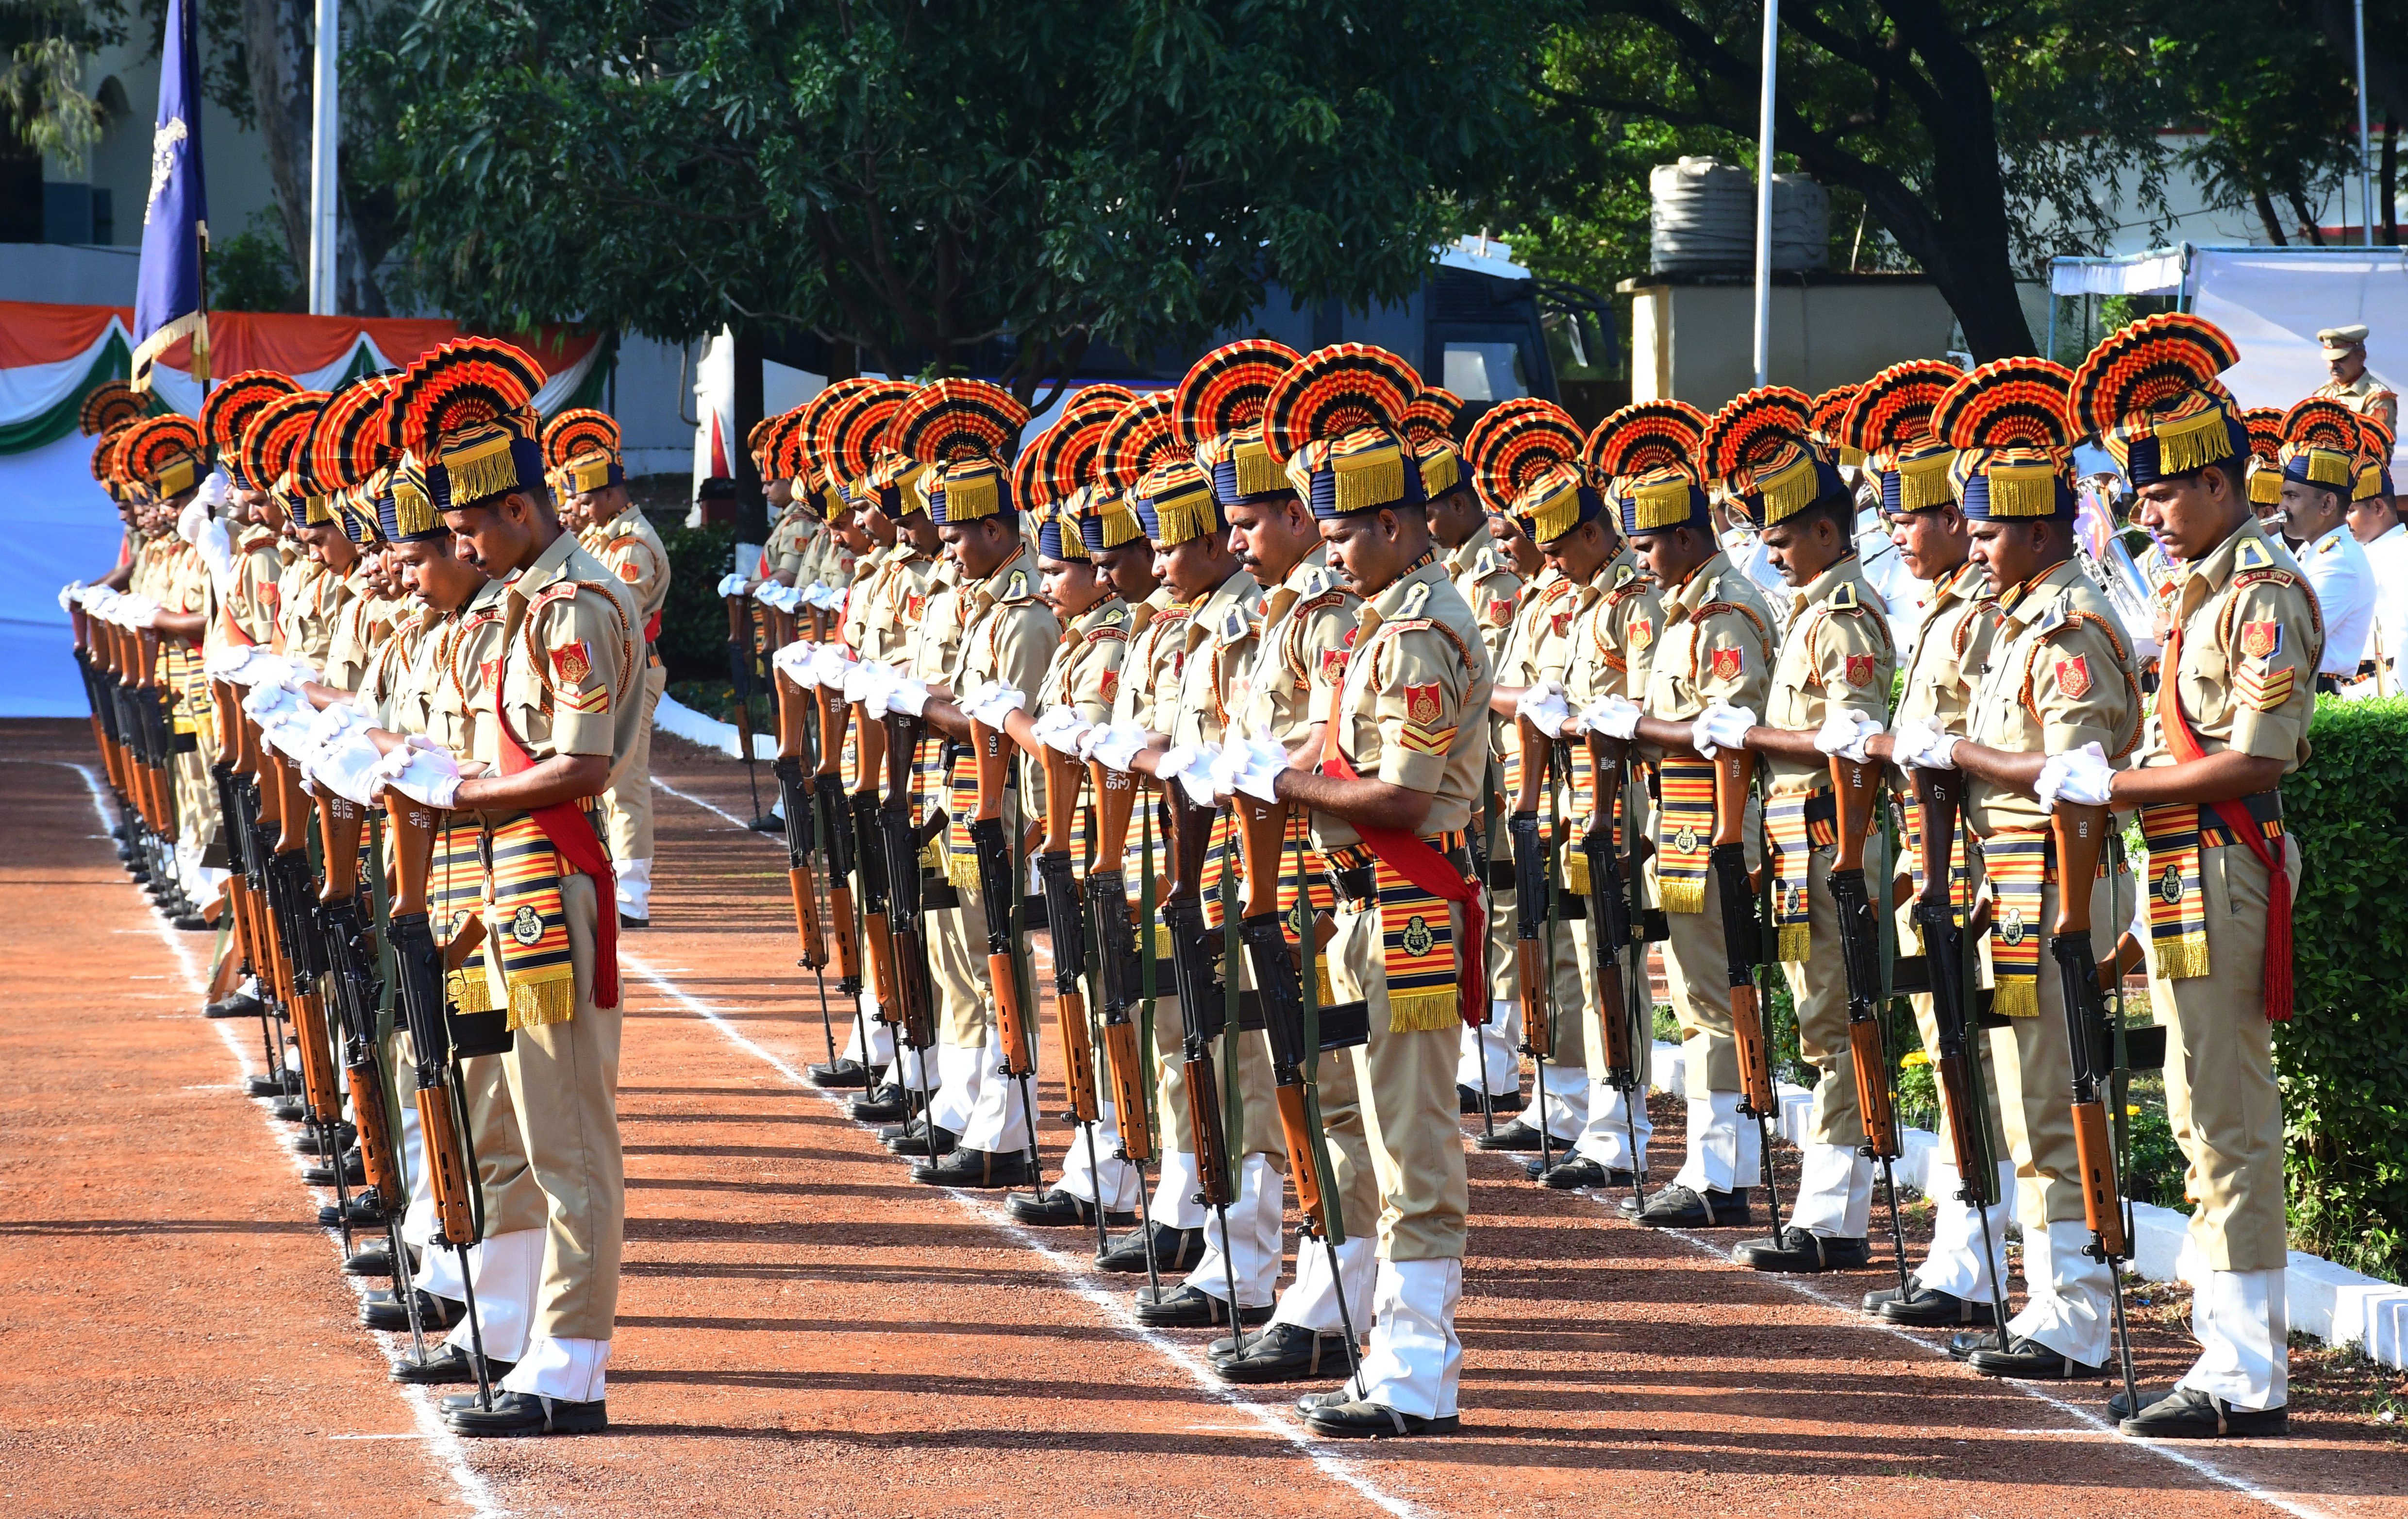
xmin=1505 ymin=1124 xmax=2329 ymax=1519
xmin=48 ymin=759 xmax=513 ymax=1519
xmin=652 ymin=776 xmax=772 ymax=834
xmin=624 ymin=950 xmax=1427 ymax=1519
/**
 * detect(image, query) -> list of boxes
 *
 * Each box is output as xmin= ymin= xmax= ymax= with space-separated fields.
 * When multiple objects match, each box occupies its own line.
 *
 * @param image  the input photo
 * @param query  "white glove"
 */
xmin=1690 ymin=700 xmax=1755 ymax=759
xmin=373 ymin=740 xmax=463 ymax=809
xmin=58 ymin=581 xmax=86 ymax=613
xmin=965 ymin=681 xmax=1026 ymax=727
xmin=881 ymin=673 xmax=930 ymax=719
xmin=195 ymin=513 xmax=236 ymax=591
xmin=1157 ymin=743 xmax=1220 ymax=804
xmin=1089 ymin=722 xmax=1153 ymax=773
xmin=1581 ymin=694 xmax=1643 ymax=741
xmin=1516 ymin=680 xmax=1572 ymax=739
xmin=771 ymin=640 xmax=817 ymax=686
xmin=1813 ymin=709 xmax=1884 ymax=764
xmin=809 ymin=644 xmax=855 ymax=690
xmin=842 ymin=660 xmax=886 ymax=708
xmin=307 ymin=727 xmax=387 ymax=807
xmin=2037 ymin=741 xmax=2116 ymax=810
xmin=1891 ymin=715 xmax=1960 ymax=771
xmin=176 ymin=494 xmax=211 ymax=548
xmin=805 ymin=582 xmax=841 ymax=610
xmin=120 ymin=595 xmax=161 ymax=630
xmin=1029 ymin=705 xmax=1093 ymax=757
xmin=85 ymin=588 xmax=121 ymax=623
xmin=717 ymin=572 xmax=749 ymax=598
xmin=203 ymin=644 xmax=255 ymax=682
xmin=1221 ymin=735 xmax=1290 ymax=803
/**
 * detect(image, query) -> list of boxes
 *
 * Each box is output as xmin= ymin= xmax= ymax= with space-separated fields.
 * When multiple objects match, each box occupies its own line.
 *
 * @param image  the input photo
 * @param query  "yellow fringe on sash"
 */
xmin=1563 ymin=851 xmax=1590 ymax=896
xmin=1388 ymin=989 xmax=1460 ymax=1034
xmin=1777 ymin=923 xmax=1812 ymax=965
xmin=1660 ymin=879 xmax=1706 ymax=915
xmin=509 ymin=976 xmax=578 ymax=1030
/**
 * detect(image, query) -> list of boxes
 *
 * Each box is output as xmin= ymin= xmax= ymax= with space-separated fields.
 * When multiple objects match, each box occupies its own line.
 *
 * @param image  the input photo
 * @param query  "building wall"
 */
xmin=1624 ymin=277 xmax=1958 ymax=412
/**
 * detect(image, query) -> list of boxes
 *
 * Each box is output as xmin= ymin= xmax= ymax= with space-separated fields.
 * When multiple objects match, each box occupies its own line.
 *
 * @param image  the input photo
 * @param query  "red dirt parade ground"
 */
xmin=3 ymin=714 xmax=2401 ymax=1518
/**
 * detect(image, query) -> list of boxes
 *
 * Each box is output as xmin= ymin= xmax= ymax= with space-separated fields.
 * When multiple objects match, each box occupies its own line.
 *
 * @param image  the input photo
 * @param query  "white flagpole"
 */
xmin=309 ymin=0 xmax=340 ymax=313
xmin=1753 ymin=0 xmax=1780 ymax=387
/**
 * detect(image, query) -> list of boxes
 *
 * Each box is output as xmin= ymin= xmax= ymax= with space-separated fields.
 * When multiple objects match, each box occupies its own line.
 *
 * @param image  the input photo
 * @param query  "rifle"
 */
xmin=1159 ymin=775 xmax=1249 ymax=1351
xmin=877 ymin=708 xmax=938 ymax=1086
xmin=1509 ymin=717 xmax=1557 ymax=1174
xmin=1579 ymin=731 xmax=1647 ymax=1204
xmin=1236 ymin=790 xmax=1366 ymax=1392
xmin=723 ymin=575 xmax=768 ymax=828
xmin=1471 ymin=760 xmax=1502 ymax=1140
xmin=769 ymin=626 xmax=837 ymax=1068
xmin=965 ymin=709 xmax=1046 ymax=1193
xmin=810 ymin=675 xmax=882 ymax=1097
xmin=2054 ymin=801 xmax=2140 ymax=1408
xmin=211 ymin=675 xmax=286 ymax=1090
xmin=236 ymin=708 xmax=300 ymax=1100
xmin=1827 ymin=755 xmax=1911 ymax=1292
xmin=1911 ymin=766 xmax=2013 ymax=1345
xmin=1086 ymin=757 xmax=1163 ymax=1294
xmin=851 ymin=705 xmax=905 ymax=1050
xmin=1713 ymin=746 xmax=1785 ymax=1236
xmin=316 ymin=791 xmax=431 ymax=1366
xmin=383 ymin=791 xmax=499 ymax=1412
xmin=264 ymin=746 xmax=359 ymax=1246
xmin=1033 ymin=741 xmax=1111 ymax=1254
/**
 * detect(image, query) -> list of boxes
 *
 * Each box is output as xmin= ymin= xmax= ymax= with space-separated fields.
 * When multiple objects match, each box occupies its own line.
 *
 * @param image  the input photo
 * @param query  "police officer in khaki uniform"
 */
xmin=2061 ymin=314 xmax=2321 ymax=1438
xmin=1701 ymin=389 xmax=1897 ymax=1274
xmin=544 ymin=410 xmax=673 ymax=927
xmin=1425 ymin=400 xmax=1527 ymax=1119
xmin=2312 ymin=322 xmax=2397 ymax=434
xmin=1843 ymin=368 xmax=2013 ymax=1330
xmin=402 ymin=340 xmax=642 ymax=1438
xmin=1261 ymin=344 xmax=1492 ymax=1439
xmin=1538 ymin=404 xmax=1675 ymax=1189
xmin=1885 ymin=359 xmax=2142 ymax=1379
xmin=1587 ymin=417 xmax=1776 ymax=1230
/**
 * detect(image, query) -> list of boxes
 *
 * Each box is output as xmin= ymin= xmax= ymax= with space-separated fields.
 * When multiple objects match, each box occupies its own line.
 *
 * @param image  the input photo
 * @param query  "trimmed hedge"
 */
xmin=2279 ymin=696 xmax=2408 ymax=1283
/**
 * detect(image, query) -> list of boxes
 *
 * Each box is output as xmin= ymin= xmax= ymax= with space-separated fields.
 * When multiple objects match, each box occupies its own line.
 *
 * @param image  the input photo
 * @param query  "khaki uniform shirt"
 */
xmin=1564 ymin=550 xmax=1664 ymax=709
xmin=590 ymin=505 xmax=670 ymax=638
xmin=2313 ymin=370 xmax=2398 ymax=434
xmin=1116 ymin=586 xmax=1195 ymax=735
xmin=1313 ymin=557 xmax=1494 ymax=842
xmin=1962 ymin=557 xmax=2143 ymax=836
xmin=1445 ymin=525 xmax=1523 ymax=665
xmin=1762 ymin=556 xmax=1896 ymax=798
xmin=2135 ymin=517 xmax=2324 ymax=774
xmin=427 ymin=583 xmax=510 ymax=756
xmin=1639 ymin=549 xmax=1777 ymax=736
xmin=1892 ymin=560 xmax=2000 ymax=734
xmin=952 ymin=544 xmax=1061 ymax=818
xmin=764 ymin=503 xmax=818 ymax=583
xmin=479 ymin=531 xmax=643 ymax=780
xmin=226 ymin=526 xmax=285 ymax=647
xmin=1042 ymin=597 xmax=1134 ymax=726
xmin=1169 ymin=569 xmax=1265 ymax=752
xmin=851 ymin=542 xmax=939 ymax=669
xmin=278 ymin=558 xmax=356 ymax=673
xmin=1236 ymin=549 xmax=1357 ymax=745
xmin=326 ymin=588 xmax=402 ymax=693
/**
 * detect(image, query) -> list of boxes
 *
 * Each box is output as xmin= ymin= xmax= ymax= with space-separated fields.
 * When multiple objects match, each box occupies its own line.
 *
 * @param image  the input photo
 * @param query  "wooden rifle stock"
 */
xmin=318 ymin=795 xmax=366 ymax=905
xmin=1040 ymin=749 xmax=1100 ymax=1122
xmin=1088 ymin=760 xmax=1151 ymax=1160
xmin=1584 ymin=732 xmax=1636 ymax=1081
xmin=1236 ymin=793 xmax=1329 ymax=1230
xmin=1715 ymin=747 xmax=1776 ymax=1115
xmin=2053 ymin=802 xmax=2125 ymax=1258
xmin=969 ymin=718 xmax=1035 ymax=1079
xmin=1511 ymin=716 xmax=1554 ymax=1058
xmin=724 ymin=592 xmax=757 ymax=755
xmin=1831 ymin=757 xmax=1898 ymax=1160
xmin=417 ymin=1085 xmax=478 ymax=1248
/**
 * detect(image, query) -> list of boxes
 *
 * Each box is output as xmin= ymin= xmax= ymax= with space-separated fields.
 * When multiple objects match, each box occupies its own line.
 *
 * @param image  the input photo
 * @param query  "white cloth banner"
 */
xmin=2190 ymin=248 xmax=2408 ymax=440
xmin=0 ymin=431 xmax=127 ymax=716
xmin=0 ymin=318 xmax=129 ymax=422
xmin=2051 ymin=252 xmax=2186 ymax=297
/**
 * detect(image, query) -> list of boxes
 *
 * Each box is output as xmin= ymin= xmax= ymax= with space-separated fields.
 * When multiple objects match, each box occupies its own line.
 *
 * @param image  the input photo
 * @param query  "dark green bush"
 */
xmin=2277 ymin=696 xmax=2408 ymax=1282
xmin=654 ymin=523 xmax=742 ymax=684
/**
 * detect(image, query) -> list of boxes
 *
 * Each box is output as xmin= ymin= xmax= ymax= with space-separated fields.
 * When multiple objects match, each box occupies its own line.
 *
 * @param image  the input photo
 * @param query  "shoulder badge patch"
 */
xmin=1005 ymin=570 xmax=1028 ymax=601
xmin=1484 ymin=596 xmax=1514 ymax=626
xmin=1400 ymin=580 xmax=1432 ymax=619
xmin=1612 ymin=561 xmax=1637 ymax=589
xmin=1549 ymin=608 xmax=1574 ymax=638
xmin=1844 ymin=652 xmax=1877 ymax=688
xmin=2053 ymin=654 xmax=2092 ymax=699
xmin=617 ymin=560 xmax=642 ymax=584
xmin=1403 ymin=681 xmax=1444 ymax=728
xmin=1098 ymin=668 xmax=1119 ymax=701
xmin=1299 ymin=565 xmax=1331 ymax=598
xmin=2236 ymin=537 xmax=2274 ymax=572
xmin=1472 ymin=546 xmax=1496 ymax=578
xmin=1627 ymin=613 xmax=1654 ymax=652
xmin=1221 ymin=604 xmax=1250 ymax=642
xmin=550 ymin=640 xmax=592 ymax=687
xmin=1102 ymin=605 xmax=1126 ymax=627
xmin=2240 ymin=620 xmax=2282 ymax=661
xmin=1710 ymin=645 xmax=1745 ymax=682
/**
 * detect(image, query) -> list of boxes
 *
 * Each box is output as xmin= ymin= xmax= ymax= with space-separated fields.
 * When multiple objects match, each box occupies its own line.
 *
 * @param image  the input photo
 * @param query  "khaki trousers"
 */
xmin=1776 ymin=835 xmax=1890 ymax=1150
xmin=2149 ymin=843 xmax=2291 ymax=1271
xmin=930 ymin=895 xmax=991 ymax=1049
xmin=1333 ymin=901 xmax=1468 ymax=1263
xmin=1891 ymin=864 xmax=2007 ymax=1171
xmin=600 ymin=662 xmax=667 ymax=862
xmin=485 ymin=871 xmax=624 ymax=1343
xmin=1982 ymin=870 xmax=2124 ymax=1231
xmin=389 ymin=1029 xmax=548 ymax=1236
xmin=1148 ymin=935 xmax=1284 ymax=1163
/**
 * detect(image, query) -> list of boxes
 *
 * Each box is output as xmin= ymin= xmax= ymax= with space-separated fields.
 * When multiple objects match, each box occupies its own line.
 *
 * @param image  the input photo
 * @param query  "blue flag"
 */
xmin=131 ymin=0 xmax=209 ymax=391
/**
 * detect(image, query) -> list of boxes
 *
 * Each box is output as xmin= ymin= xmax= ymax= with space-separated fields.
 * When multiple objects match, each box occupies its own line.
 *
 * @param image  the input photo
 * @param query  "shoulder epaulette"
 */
xmin=1099 ymin=604 xmax=1128 ymax=628
xmin=1400 ymin=580 xmax=1434 ymax=619
xmin=2029 ymin=597 xmax=2068 ymax=637
xmin=1471 ymin=545 xmax=1496 ymax=578
xmin=2235 ymin=537 xmax=2276 ymax=572
xmin=1611 ymin=560 xmax=1637 ymax=589
xmin=1827 ymin=580 xmax=1862 ymax=613
xmin=1298 ymin=564 xmax=1334 ymax=598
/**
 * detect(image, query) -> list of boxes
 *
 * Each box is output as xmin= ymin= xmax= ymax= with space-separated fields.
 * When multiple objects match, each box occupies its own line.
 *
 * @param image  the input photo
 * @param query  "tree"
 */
xmin=380 ymin=0 xmax=1543 ymax=403
xmin=2 ymin=0 xmax=123 ymax=169
xmin=2154 ymin=0 xmax=2358 ymax=246
xmin=1524 ymin=0 xmax=2175 ymax=358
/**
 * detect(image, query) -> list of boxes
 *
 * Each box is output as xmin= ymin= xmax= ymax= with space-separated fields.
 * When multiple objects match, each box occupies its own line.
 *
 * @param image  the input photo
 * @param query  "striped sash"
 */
xmin=1654 ymin=759 xmax=1714 ymax=914
xmin=431 ymin=820 xmax=496 ymax=1016
xmin=2139 ymin=804 xmax=2210 ymax=981
xmin=487 ymin=814 xmax=577 ymax=1029
xmin=1978 ymin=831 xmax=2050 ymax=1017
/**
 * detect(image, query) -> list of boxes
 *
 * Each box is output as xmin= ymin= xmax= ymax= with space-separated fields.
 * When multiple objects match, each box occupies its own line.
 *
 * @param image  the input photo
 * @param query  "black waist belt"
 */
xmin=1485 ymin=858 xmax=1516 ymax=891
xmin=1802 ymin=790 xmax=1837 ymax=830
xmin=2196 ymin=790 xmax=2284 ymax=850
